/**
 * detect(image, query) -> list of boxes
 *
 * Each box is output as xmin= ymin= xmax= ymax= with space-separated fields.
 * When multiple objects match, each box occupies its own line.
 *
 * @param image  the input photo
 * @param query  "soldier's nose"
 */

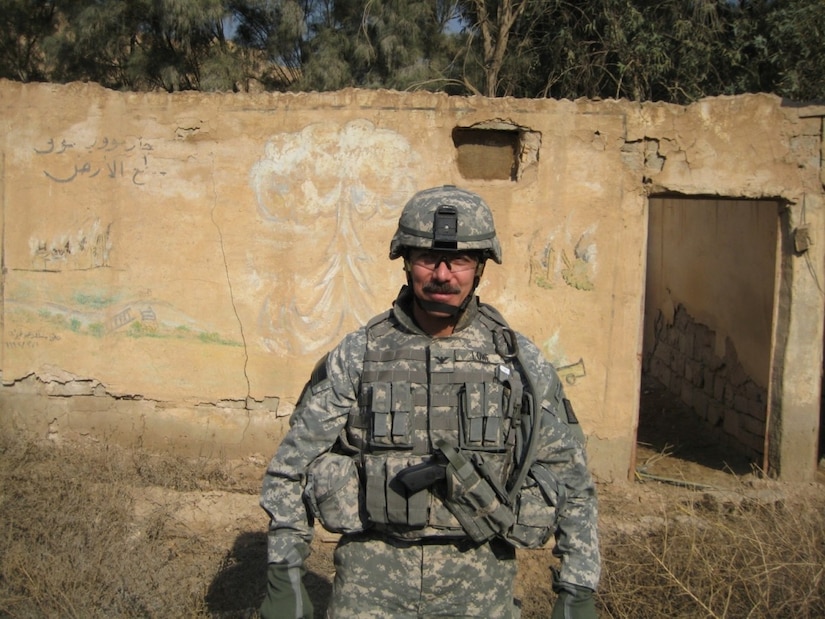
xmin=432 ymin=260 xmax=452 ymax=279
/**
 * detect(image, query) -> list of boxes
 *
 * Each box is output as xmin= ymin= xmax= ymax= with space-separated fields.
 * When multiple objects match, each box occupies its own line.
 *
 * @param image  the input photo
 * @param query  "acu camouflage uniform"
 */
xmin=260 ymin=185 xmax=600 ymax=618
xmin=261 ymin=289 xmax=599 ymax=617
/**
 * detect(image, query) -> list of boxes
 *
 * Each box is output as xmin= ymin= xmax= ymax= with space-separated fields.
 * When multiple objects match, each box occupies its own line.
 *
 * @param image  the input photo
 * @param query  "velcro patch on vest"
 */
xmin=299 ymin=353 xmax=330 ymax=402
xmin=430 ymin=348 xmax=455 ymax=372
xmin=562 ymin=398 xmax=579 ymax=425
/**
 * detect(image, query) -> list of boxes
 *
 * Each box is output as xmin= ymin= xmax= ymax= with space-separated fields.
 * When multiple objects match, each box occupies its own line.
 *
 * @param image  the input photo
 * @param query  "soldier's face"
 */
xmin=407 ymin=250 xmax=480 ymax=315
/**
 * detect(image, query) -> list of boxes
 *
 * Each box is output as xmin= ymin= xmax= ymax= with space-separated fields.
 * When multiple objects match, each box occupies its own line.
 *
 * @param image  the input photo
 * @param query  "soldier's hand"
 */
xmin=259 ymin=563 xmax=313 ymax=619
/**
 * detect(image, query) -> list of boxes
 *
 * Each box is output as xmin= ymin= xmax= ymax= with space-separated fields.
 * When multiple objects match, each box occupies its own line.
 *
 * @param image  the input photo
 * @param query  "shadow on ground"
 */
xmin=636 ymin=374 xmax=754 ymax=478
xmin=205 ymin=530 xmax=332 ymax=618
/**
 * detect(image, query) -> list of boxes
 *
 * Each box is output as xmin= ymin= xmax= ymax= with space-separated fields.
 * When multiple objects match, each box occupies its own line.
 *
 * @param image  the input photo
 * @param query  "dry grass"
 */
xmin=1 ymin=432 xmax=823 ymax=618
xmin=0 ymin=434 xmax=262 ymax=619
xmin=598 ymin=489 xmax=825 ymax=618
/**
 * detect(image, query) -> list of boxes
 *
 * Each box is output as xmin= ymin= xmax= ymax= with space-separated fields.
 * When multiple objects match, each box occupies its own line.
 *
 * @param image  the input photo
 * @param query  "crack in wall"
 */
xmin=621 ymin=137 xmax=668 ymax=185
xmin=209 ymin=155 xmax=254 ymax=445
xmin=0 ymin=371 xmax=283 ymax=456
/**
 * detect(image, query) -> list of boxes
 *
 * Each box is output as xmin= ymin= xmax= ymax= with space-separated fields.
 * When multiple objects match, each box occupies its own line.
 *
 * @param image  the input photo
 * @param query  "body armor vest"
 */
xmin=340 ymin=303 xmax=525 ymax=540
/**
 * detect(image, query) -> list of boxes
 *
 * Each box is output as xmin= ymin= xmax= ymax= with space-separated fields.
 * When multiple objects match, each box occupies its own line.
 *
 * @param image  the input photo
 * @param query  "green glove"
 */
xmin=550 ymin=581 xmax=597 ymax=619
xmin=259 ymin=563 xmax=314 ymax=619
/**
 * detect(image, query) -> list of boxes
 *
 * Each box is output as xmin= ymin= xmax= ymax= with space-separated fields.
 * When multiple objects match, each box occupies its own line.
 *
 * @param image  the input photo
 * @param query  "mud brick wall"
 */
xmin=646 ymin=305 xmax=767 ymax=462
xmin=1 ymin=81 xmax=822 ymax=480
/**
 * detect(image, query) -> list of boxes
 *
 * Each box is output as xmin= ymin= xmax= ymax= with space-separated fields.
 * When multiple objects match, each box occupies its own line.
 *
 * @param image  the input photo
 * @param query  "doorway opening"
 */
xmin=820 ymin=354 xmax=825 ymax=465
xmin=638 ymin=196 xmax=781 ymax=480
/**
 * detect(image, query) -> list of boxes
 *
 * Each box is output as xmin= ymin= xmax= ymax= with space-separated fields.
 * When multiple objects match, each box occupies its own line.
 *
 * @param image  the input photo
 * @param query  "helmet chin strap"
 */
xmin=404 ymin=258 xmax=486 ymax=320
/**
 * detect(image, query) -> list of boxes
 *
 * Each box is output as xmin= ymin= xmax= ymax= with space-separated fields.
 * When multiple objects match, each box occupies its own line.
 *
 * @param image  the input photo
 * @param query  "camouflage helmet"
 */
xmin=389 ymin=185 xmax=503 ymax=264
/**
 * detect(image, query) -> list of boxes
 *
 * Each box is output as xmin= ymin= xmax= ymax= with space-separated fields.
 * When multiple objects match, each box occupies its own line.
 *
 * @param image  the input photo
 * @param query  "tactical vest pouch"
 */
xmin=363 ymin=454 xmax=429 ymax=528
xmin=304 ymin=452 xmax=366 ymax=534
xmin=460 ymin=381 xmax=505 ymax=449
xmin=367 ymin=382 xmax=413 ymax=449
xmin=507 ymin=463 xmax=566 ymax=548
xmin=439 ymin=443 xmax=515 ymax=543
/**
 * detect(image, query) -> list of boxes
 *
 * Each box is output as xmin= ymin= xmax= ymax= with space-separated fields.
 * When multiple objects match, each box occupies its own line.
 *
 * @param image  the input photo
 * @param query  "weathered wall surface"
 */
xmin=0 ymin=81 xmax=822 ymax=481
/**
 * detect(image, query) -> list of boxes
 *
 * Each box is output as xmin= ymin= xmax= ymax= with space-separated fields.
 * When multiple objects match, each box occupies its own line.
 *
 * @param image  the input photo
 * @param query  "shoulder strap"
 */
xmin=365 ymin=309 xmax=393 ymax=332
xmin=477 ymin=302 xmax=510 ymax=329
xmin=477 ymin=303 xmax=519 ymax=361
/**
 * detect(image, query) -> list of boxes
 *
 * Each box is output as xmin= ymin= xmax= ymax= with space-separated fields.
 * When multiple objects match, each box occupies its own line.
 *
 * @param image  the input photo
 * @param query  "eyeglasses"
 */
xmin=409 ymin=251 xmax=480 ymax=272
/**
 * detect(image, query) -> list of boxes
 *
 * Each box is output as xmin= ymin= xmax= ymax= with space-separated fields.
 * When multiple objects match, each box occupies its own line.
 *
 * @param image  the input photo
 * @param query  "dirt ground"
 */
xmin=171 ymin=375 xmax=824 ymax=617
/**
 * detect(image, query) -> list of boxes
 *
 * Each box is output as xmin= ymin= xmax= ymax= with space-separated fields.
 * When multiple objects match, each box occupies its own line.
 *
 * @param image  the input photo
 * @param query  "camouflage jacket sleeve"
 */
xmin=517 ymin=334 xmax=601 ymax=591
xmin=259 ymin=328 xmax=366 ymax=567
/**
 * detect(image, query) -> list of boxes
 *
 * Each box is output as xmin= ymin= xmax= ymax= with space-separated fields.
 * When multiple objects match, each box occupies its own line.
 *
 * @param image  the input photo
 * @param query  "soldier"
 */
xmin=260 ymin=185 xmax=600 ymax=619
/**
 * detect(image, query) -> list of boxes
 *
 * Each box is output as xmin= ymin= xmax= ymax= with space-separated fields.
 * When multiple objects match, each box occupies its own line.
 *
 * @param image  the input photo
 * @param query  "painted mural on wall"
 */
xmin=1 ymin=124 xmax=253 ymax=400
xmin=525 ymin=220 xmax=598 ymax=385
xmin=3 ymin=113 xmax=426 ymax=399
xmin=529 ymin=223 xmax=598 ymax=291
xmin=28 ymin=218 xmax=112 ymax=271
xmin=4 ymin=289 xmax=235 ymax=352
xmin=11 ymin=129 xmax=238 ymax=349
xmin=250 ymin=119 xmax=420 ymax=355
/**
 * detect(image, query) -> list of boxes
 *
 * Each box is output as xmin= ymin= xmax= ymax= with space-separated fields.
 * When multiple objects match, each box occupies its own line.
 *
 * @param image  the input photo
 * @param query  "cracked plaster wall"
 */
xmin=0 ymin=81 xmax=823 ymax=481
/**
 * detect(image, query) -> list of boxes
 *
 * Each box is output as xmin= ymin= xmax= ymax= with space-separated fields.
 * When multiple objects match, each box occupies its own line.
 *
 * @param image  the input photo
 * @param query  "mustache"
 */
xmin=423 ymin=283 xmax=461 ymax=295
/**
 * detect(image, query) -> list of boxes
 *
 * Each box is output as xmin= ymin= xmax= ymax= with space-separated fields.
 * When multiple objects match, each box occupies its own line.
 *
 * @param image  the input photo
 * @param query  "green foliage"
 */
xmin=1 ymin=0 xmax=824 ymax=101
xmin=470 ymin=0 xmax=738 ymax=101
xmin=0 ymin=0 xmax=59 ymax=81
xmin=230 ymin=0 xmax=305 ymax=87
xmin=198 ymin=331 xmax=242 ymax=346
xmin=766 ymin=0 xmax=825 ymax=101
xmin=296 ymin=0 xmax=465 ymax=92
xmin=73 ymin=292 xmax=116 ymax=309
xmin=126 ymin=320 xmax=166 ymax=338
